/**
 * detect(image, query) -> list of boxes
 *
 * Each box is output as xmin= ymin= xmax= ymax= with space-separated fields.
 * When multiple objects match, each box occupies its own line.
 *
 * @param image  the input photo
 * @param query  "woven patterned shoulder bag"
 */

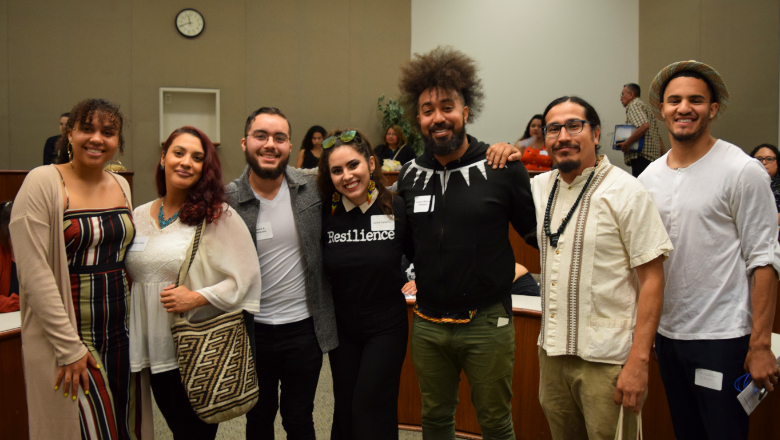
xmin=170 ymin=219 xmax=259 ymax=424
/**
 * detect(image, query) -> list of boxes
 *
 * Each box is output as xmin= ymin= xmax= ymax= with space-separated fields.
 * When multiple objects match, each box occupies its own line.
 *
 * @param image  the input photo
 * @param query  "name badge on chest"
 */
xmin=414 ymin=195 xmax=435 ymax=213
xmin=371 ymin=215 xmax=395 ymax=231
xmin=256 ymin=222 xmax=274 ymax=240
xmin=128 ymin=236 xmax=148 ymax=252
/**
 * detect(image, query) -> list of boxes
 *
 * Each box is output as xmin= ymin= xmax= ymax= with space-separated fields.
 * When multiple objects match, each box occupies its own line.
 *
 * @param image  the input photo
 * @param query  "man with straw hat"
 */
xmin=638 ymin=61 xmax=780 ymax=440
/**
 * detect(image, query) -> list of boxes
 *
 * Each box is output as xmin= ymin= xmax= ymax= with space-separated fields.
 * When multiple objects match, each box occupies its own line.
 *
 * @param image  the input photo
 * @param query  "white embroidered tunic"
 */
xmin=531 ymin=156 xmax=672 ymax=364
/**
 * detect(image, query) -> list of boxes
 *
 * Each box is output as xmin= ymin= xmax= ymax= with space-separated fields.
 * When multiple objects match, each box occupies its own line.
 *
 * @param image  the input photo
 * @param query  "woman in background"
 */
xmin=9 ymin=98 xmax=149 ymax=439
xmin=515 ymin=114 xmax=551 ymax=172
xmin=318 ymin=130 xmax=411 ymax=440
xmin=296 ymin=125 xmax=327 ymax=169
xmin=749 ymin=143 xmax=780 ymax=225
xmin=373 ymin=125 xmax=416 ymax=165
xmin=0 ymin=201 xmax=19 ymax=312
xmin=126 ymin=126 xmax=260 ymax=440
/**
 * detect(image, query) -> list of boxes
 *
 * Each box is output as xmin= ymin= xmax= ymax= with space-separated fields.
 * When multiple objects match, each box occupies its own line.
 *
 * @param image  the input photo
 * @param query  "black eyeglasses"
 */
xmin=543 ymin=120 xmax=589 ymax=138
xmin=323 ymin=130 xmax=357 ymax=149
xmin=247 ymin=132 xmax=289 ymax=146
xmin=755 ymin=156 xmax=777 ymax=164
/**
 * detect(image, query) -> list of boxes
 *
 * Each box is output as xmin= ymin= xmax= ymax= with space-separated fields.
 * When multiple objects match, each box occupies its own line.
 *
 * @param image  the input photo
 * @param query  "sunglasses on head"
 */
xmin=322 ymin=130 xmax=358 ymax=149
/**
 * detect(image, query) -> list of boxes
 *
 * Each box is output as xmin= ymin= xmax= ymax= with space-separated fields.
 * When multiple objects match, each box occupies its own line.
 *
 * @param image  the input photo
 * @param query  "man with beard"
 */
xmin=532 ymin=96 xmax=671 ymax=440
xmin=638 ymin=61 xmax=780 ymax=440
xmin=225 ymin=107 xmax=337 ymax=440
xmin=394 ymin=46 xmax=536 ymax=439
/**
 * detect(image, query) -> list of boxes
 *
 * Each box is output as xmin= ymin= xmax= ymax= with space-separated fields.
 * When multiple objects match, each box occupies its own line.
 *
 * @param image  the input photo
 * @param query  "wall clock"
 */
xmin=175 ymin=8 xmax=205 ymax=38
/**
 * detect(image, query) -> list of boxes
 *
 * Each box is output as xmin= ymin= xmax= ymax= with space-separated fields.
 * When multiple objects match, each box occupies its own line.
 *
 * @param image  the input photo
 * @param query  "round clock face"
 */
xmin=176 ymin=8 xmax=204 ymax=38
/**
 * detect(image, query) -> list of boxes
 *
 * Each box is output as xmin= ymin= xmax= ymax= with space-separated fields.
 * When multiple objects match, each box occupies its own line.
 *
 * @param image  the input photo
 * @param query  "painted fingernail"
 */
xmin=72 ymin=395 xmax=77 ymax=401
xmin=54 ymin=385 xmax=59 ymax=391
xmin=85 ymin=390 xmax=89 ymax=395
xmin=97 ymin=365 xmax=101 ymax=369
xmin=64 ymin=392 xmax=68 ymax=397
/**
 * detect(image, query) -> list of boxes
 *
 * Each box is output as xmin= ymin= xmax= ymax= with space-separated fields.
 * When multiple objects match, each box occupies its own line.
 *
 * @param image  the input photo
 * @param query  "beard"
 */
xmin=245 ymin=148 xmax=288 ymax=180
xmin=423 ymin=121 xmax=467 ymax=156
xmin=556 ymin=159 xmax=581 ymax=173
xmin=671 ymin=118 xmax=710 ymax=143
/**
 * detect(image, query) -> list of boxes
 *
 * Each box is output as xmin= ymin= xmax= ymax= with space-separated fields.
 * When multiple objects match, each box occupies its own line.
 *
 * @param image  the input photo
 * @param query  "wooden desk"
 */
xmin=0 ymin=170 xmax=134 ymax=203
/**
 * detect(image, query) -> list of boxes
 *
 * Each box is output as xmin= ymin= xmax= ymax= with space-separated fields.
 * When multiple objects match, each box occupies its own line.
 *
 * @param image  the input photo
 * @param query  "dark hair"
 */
xmin=660 ymin=71 xmax=718 ymax=104
xmin=0 ymin=201 xmax=12 ymax=254
xmin=749 ymin=143 xmax=780 ymax=159
xmin=301 ymin=125 xmax=327 ymax=151
xmin=317 ymin=130 xmax=394 ymax=218
xmin=55 ymin=99 xmax=125 ymax=164
xmin=60 ymin=112 xmax=70 ymax=118
xmin=399 ymin=46 xmax=484 ymax=128
xmin=542 ymin=96 xmax=602 ymax=151
xmin=385 ymin=125 xmax=408 ymax=147
xmin=624 ymin=83 xmax=641 ymax=97
xmin=157 ymin=127 xmax=225 ymax=225
xmin=244 ymin=107 xmax=291 ymax=137
xmin=521 ymin=114 xmax=544 ymax=141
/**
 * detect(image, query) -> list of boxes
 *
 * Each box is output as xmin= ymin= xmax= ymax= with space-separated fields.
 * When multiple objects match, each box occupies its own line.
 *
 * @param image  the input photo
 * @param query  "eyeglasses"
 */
xmin=543 ymin=120 xmax=589 ymax=138
xmin=247 ymin=132 xmax=289 ymax=146
xmin=755 ymin=156 xmax=777 ymax=164
xmin=322 ymin=130 xmax=357 ymax=149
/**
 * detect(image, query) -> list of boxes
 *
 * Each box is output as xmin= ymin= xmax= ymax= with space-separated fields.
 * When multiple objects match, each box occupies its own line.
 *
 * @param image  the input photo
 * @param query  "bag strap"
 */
xmin=175 ymin=219 xmax=205 ymax=287
xmin=614 ymin=406 xmax=643 ymax=440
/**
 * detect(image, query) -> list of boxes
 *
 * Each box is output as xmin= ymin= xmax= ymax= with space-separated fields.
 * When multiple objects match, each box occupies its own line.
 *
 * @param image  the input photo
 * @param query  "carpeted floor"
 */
xmin=152 ymin=354 xmax=422 ymax=439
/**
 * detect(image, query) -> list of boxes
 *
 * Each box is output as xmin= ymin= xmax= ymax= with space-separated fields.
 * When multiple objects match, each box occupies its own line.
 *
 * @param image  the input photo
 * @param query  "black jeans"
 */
xmin=329 ymin=303 xmax=408 ymax=440
xmin=245 ymin=317 xmax=323 ymax=440
xmin=655 ymin=333 xmax=750 ymax=440
xmin=150 ymin=369 xmax=219 ymax=440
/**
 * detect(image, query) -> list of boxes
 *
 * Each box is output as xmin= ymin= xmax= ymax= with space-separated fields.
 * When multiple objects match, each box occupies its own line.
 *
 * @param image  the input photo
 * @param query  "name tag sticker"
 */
xmin=414 ymin=196 xmax=435 ymax=213
xmin=257 ymin=222 xmax=273 ymax=240
xmin=128 ymin=236 xmax=148 ymax=252
xmin=371 ymin=215 xmax=394 ymax=231
xmin=539 ymin=150 xmax=549 ymax=156
xmin=694 ymin=368 xmax=723 ymax=391
xmin=497 ymin=317 xmax=509 ymax=327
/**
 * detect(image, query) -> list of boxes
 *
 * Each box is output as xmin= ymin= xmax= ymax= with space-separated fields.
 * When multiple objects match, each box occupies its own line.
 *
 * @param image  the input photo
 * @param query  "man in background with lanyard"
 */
xmin=532 ymin=96 xmax=671 ymax=440
xmin=639 ymin=61 xmax=780 ymax=440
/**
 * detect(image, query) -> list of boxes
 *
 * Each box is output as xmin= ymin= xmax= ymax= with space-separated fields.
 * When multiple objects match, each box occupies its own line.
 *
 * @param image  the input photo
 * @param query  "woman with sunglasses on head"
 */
xmin=318 ymin=130 xmax=412 ymax=440
xmin=9 ymin=99 xmax=153 ymax=439
xmin=124 ymin=126 xmax=261 ymax=439
xmin=749 ymin=143 xmax=780 ymax=226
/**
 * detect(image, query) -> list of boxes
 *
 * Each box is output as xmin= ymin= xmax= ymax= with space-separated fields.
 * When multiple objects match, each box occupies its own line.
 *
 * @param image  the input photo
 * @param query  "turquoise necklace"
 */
xmin=158 ymin=199 xmax=180 ymax=229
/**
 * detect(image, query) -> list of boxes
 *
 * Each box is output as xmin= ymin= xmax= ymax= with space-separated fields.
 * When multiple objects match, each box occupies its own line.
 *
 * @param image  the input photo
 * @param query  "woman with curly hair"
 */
xmin=373 ymin=125 xmax=416 ymax=165
xmin=125 ymin=126 xmax=261 ymax=439
xmin=317 ymin=130 xmax=412 ymax=440
xmin=9 ymin=98 xmax=153 ymax=439
xmin=296 ymin=125 xmax=327 ymax=169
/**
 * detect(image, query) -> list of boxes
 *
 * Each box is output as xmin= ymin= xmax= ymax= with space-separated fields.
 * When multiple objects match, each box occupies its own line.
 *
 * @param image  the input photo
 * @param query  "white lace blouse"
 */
xmin=125 ymin=202 xmax=261 ymax=374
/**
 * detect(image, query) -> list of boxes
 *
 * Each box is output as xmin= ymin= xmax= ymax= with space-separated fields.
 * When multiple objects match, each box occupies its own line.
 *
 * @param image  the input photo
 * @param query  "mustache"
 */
xmin=552 ymin=141 xmax=581 ymax=152
xmin=430 ymin=122 xmax=454 ymax=131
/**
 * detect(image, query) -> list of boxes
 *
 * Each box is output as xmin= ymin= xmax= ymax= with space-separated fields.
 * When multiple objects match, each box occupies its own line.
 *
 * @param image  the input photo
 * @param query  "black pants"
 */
xmin=329 ymin=303 xmax=408 ymax=440
xmin=655 ymin=334 xmax=750 ymax=440
xmin=246 ymin=317 xmax=323 ymax=440
xmin=150 ymin=369 xmax=219 ymax=440
xmin=631 ymin=156 xmax=651 ymax=177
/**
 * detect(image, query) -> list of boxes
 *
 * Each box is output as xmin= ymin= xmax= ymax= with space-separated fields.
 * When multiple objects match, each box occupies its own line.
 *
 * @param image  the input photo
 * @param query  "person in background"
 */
xmin=296 ymin=125 xmax=327 ymax=169
xmin=617 ymin=83 xmax=663 ymax=177
xmin=126 ymin=126 xmax=261 ymax=440
xmin=374 ymin=125 xmax=416 ymax=165
xmin=318 ymin=129 xmax=412 ymax=440
xmin=639 ymin=60 xmax=780 ymax=440
xmin=0 ymin=201 xmax=19 ymax=312
xmin=749 ymin=143 xmax=780 ymax=225
xmin=515 ymin=114 xmax=551 ymax=172
xmin=43 ymin=112 xmax=69 ymax=165
xmin=10 ymin=98 xmax=152 ymax=439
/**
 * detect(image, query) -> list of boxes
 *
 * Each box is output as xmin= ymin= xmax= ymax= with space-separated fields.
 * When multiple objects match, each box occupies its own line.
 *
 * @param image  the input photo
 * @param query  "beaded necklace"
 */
xmin=543 ymin=165 xmax=597 ymax=247
xmin=158 ymin=199 xmax=180 ymax=229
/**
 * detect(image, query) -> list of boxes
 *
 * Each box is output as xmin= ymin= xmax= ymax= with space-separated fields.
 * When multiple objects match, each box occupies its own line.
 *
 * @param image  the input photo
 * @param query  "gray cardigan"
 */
xmin=225 ymin=166 xmax=338 ymax=353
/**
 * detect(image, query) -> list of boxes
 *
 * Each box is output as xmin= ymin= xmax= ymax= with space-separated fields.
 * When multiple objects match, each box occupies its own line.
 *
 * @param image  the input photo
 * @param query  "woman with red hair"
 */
xmin=125 ymin=126 xmax=261 ymax=439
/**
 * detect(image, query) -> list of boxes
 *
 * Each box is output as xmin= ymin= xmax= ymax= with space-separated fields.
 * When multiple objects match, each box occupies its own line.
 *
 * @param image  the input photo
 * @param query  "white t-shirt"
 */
xmin=253 ymin=177 xmax=311 ymax=324
xmin=639 ymin=139 xmax=780 ymax=340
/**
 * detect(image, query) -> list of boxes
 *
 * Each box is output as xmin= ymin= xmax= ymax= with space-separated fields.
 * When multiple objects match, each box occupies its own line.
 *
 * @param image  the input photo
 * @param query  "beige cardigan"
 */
xmin=9 ymin=166 xmax=153 ymax=440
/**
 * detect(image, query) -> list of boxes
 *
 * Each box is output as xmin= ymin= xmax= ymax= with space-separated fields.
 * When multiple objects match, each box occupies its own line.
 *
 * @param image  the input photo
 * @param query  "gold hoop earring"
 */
xmin=68 ymin=142 xmax=73 ymax=168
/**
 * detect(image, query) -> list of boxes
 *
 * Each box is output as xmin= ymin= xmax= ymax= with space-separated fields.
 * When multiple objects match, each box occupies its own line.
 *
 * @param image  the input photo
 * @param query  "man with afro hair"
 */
xmin=395 ymin=46 xmax=537 ymax=439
